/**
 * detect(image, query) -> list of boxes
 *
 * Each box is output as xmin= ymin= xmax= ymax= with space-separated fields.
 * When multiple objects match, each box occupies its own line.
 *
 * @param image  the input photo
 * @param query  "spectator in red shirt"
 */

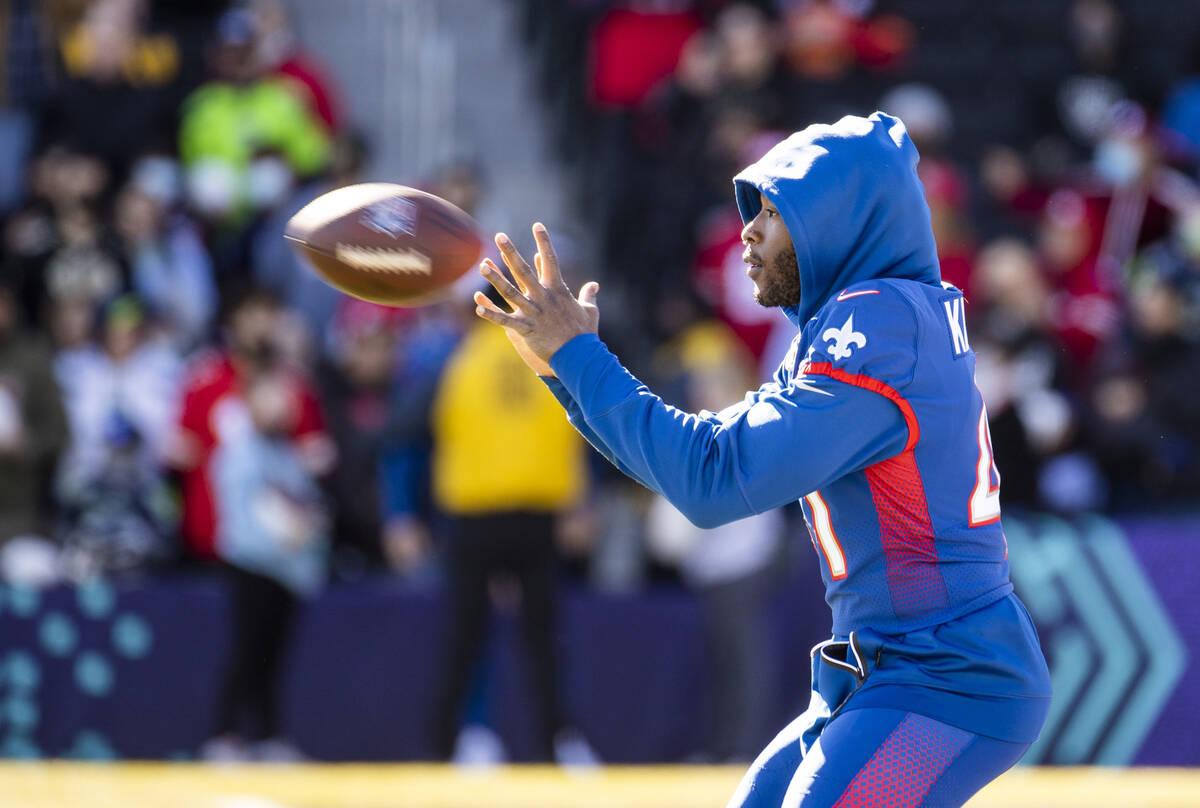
xmin=168 ymin=287 xmax=334 ymax=562
xmin=588 ymin=4 xmax=702 ymax=111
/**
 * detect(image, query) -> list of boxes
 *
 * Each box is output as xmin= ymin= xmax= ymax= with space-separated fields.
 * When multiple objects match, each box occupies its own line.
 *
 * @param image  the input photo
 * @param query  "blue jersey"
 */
xmin=780 ymin=278 xmax=1010 ymax=636
xmin=544 ymin=113 xmax=1049 ymax=742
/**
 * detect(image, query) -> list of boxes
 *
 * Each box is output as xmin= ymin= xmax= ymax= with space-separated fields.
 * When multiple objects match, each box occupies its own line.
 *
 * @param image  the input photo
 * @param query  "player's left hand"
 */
xmin=474 ymin=223 xmax=600 ymax=367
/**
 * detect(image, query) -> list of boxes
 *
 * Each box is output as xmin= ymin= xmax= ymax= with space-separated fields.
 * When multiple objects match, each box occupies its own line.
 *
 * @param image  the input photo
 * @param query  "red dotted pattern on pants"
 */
xmin=864 ymin=449 xmax=950 ymax=619
xmin=831 ymin=713 xmax=973 ymax=808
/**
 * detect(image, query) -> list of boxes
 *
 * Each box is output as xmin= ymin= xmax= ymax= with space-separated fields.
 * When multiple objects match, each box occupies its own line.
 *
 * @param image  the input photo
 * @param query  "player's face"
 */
xmin=741 ymin=192 xmax=801 ymax=308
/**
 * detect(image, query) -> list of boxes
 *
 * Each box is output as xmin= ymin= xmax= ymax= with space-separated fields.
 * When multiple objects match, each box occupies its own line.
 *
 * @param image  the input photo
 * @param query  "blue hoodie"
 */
xmin=732 ymin=112 xmax=941 ymax=327
xmin=544 ymin=113 xmax=1049 ymax=743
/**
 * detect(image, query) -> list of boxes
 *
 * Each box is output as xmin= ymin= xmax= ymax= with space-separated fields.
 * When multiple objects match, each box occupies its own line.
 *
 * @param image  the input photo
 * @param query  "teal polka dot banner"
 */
xmin=0 ymin=580 xmax=156 ymax=759
xmin=38 ymin=612 xmax=77 ymax=657
xmin=111 ymin=614 xmax=153 ymax=659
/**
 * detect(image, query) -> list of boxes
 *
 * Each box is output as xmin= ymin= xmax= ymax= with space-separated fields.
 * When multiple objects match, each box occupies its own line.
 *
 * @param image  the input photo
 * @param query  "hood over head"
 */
xmin=733 ymin=112 xmax=941 ymax=326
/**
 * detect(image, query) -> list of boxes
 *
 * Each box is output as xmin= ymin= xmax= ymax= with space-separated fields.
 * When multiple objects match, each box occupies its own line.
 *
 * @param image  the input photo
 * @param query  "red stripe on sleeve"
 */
xmin=803 ymin=362 xmax=920 ymax=452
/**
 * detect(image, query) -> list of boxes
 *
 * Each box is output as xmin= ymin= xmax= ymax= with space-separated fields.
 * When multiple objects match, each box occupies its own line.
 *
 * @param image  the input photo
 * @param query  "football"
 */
xmin=284 ymin=183 xmax=483 ymax=306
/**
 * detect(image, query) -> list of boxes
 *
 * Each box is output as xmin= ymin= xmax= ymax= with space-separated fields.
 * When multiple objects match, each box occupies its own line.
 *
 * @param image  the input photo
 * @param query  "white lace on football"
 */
xmin=334 ymin=244 xmax=433 ymax=275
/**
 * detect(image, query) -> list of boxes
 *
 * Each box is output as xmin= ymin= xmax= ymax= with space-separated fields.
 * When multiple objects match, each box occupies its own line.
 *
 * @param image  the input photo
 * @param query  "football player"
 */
xmin=475 ymin=112 xmax=1050 ymax=808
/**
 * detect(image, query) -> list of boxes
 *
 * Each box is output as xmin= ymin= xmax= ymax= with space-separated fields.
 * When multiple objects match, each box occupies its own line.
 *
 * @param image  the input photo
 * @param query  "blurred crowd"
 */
xmin=0 ymin=0 xmax=600 ymax=764
xmin=523 ymin=0 xmax=1200 ymax=514
xmin=2 ymin=0 xmax=1200 ymax=765
xmin=0 ymin=0 xmax=375 ymax=578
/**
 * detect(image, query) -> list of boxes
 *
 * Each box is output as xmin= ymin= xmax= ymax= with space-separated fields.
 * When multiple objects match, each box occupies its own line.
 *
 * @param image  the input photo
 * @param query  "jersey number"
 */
xmin=969 ymin=402 xmax=1001 ymax=526
xmin=804 ymin=491 xmax=847 ymax=580
xmin=804 ymin=401 xmax=1002 ymax=579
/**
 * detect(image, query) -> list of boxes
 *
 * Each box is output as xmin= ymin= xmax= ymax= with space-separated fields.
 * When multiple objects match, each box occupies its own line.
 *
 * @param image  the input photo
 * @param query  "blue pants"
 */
xmin=726 ymin=706 xmax=1027 ymax=808
xmin=727 ymin=630 xmax=1034 ymax=808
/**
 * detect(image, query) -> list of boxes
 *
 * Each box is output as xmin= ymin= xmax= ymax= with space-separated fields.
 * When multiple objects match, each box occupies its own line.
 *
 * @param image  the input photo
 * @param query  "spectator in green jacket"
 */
xmin=179 ymin=8 xmax=330 ymax=226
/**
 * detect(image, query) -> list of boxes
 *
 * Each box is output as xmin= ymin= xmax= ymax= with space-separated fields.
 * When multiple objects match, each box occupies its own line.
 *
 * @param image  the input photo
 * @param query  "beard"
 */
xmin=753 ymin=247 xmax=802 ymax=308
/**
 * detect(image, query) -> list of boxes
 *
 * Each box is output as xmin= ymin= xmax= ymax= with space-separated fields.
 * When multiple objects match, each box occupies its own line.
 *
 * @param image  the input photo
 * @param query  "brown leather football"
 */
xmin=284 ymin=183 xmax=483 ymax=306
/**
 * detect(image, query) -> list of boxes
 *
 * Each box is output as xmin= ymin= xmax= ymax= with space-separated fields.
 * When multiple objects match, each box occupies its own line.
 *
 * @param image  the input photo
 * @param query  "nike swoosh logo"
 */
xmin=836 ymin=289 xmax=880 ymax=301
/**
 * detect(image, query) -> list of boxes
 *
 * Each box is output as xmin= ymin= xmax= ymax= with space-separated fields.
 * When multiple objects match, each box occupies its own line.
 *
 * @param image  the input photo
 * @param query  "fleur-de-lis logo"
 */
xmin=822 ymin=314 xmax=866 ymax=361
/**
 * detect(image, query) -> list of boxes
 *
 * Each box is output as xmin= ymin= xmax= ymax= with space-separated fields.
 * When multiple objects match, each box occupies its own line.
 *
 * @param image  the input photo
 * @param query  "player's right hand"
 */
xmin=474 ymin=223 xmax=600 ymax=367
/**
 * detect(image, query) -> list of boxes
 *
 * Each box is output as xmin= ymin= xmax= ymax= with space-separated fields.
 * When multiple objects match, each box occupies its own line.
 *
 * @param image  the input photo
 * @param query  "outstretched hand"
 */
xmin=474 ymin=223 xmax=600 ymax=375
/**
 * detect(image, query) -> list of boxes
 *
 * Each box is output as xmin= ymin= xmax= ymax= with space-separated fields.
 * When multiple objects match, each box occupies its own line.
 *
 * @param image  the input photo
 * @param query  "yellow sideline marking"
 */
xmin=0 ymin=763 xmax=1196 ymax=808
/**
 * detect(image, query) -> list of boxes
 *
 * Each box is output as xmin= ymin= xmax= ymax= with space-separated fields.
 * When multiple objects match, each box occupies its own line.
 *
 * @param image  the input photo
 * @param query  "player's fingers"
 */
xmin=474 ymin=295 xmax=531 ymax=332
xmin=479 ymin=259 xmax=536 ymax=314
xmin=532 ymin=223 xmax=565 ymax=288
xmin=495 ymin=233 xmax=540 ymax=297
xmin=474 ymin=288 xmax=536 ymax=324
xmin=534 ymin=253 xmax=567 ymax=296
xmin=578 ymin=280 xmax=599 ymax=307
xmin=473 ymin=289 xmax=504 ymax=314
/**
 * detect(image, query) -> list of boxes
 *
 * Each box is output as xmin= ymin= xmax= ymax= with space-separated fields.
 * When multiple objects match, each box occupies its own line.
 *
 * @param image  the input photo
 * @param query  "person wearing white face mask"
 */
xmin=1093 ymin=132 xmax=1147 ymax=187
xmin=1090 ymin=102 xmax=1200 ymax=278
